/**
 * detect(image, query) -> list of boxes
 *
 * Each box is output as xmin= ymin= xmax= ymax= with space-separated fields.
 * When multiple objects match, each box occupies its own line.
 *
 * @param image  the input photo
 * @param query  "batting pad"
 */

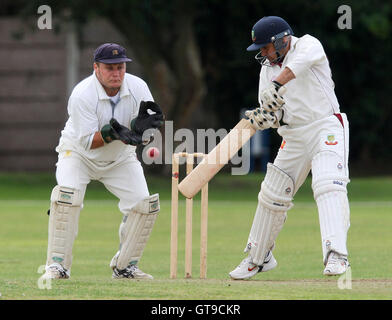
xmin=311 ymin=151 xmax=349 ymax=199
xmin=246 ymin=163 xmax=294 ymax=265
xmin=46 ymin=186 xmax=83 ymax=271
xmin=112 ymin=194 xmax=160 ymax=270
xmin=311 ymin=151 xmax=350 ymax=263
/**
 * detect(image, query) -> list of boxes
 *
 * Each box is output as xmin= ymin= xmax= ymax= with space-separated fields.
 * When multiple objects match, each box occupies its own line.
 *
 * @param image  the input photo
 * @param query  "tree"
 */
xmin=8 ymin=0 xmax=392 ymax=170
xmin=19 ymin=0 xmax=206 ymax=131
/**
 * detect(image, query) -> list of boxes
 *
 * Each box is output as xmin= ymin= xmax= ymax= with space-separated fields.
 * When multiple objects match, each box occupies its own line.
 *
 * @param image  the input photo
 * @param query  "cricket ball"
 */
xmin=146 ymin=147 xmax=160 ymax=159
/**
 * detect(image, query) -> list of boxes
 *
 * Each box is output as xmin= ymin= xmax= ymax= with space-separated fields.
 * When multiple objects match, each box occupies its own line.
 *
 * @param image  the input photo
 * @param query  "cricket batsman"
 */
xmin=229 ymin=16 xmax=351 ymax=279
xmin=42 ymin=43 xmax=164 ymax=280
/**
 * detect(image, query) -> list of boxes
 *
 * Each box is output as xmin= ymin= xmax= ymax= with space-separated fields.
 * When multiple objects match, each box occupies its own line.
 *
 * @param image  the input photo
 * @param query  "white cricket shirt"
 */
xmin=56 ymin=72 xmax=153 ymax=162
xmin=259 ymin=35 xmax=340 ymax=127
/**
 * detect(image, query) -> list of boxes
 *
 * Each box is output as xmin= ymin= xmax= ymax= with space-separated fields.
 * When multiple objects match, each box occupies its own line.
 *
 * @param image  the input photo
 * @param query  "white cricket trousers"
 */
xmin=55 ymin=151 xmax=149 ymax=215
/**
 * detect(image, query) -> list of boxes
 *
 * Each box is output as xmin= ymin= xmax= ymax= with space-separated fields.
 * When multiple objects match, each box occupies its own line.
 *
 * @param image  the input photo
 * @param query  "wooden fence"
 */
xmin=0 ymin=17 xmax=138 ymax=171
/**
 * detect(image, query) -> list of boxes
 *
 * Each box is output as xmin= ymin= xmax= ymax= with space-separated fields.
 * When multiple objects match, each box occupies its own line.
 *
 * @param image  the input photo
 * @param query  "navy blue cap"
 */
xmin=94 ymin=43 xmax=132 ymax=64
xmin=247 ymin=16 xmax=293 ymax=51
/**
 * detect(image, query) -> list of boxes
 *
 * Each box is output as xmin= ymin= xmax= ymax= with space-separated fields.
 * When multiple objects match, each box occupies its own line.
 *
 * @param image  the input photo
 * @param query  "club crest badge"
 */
xmin=325 ymin=134 xmax=338 ymax=145
xmin=252 ymin=29 xmax=256 ymax=42
xmin=112 ymin=49 xmax=118 ymax=56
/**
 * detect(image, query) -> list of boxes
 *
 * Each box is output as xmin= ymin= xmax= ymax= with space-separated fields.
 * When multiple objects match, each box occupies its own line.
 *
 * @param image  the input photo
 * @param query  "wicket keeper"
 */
xmin=42 ymin=43 xmax=164 ymax=280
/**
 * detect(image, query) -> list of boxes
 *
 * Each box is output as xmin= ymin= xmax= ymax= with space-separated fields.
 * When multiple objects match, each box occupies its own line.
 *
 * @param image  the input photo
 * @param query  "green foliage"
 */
xmin=4 ymin=0 xmax=392 ymax=166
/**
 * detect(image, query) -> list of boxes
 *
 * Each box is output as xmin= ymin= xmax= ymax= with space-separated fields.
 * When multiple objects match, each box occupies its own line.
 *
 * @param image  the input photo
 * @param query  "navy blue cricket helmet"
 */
xmin=247 ymin=16 xmax=293 ymax=51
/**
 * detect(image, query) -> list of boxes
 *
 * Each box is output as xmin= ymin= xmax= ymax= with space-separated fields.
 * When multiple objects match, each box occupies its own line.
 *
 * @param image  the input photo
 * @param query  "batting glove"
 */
xmin=245 ymin=108 xmax=282 ymax=131
xmin=260 ymin=81 xmax=286 ymax=112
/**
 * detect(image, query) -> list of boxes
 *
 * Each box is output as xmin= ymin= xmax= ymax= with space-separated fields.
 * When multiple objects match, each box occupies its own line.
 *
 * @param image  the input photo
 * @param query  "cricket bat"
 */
xmin=178 ymin=118 xmax=256 ymax=198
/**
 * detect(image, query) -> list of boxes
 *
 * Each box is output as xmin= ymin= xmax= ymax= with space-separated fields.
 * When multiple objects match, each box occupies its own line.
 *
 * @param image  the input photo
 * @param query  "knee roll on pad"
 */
xmin=111 ymin=194 xmax=160 ymax=270
xmin=312 ymin=151 xmax=349 ymax=200
xmin=46 ymin=186 xmax=83 ymax=271
xmin=131 ymin=193 xmax=160 ymax=215
xmin=259 ymin=163 xmax=294 ymax=211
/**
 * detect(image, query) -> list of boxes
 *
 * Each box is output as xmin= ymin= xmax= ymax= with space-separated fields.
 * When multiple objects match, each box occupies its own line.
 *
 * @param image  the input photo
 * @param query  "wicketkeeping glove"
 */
xmin=100 ymin=123 xmax=118 ymax=143
xmin=131 ymin=101 xmax=164 ymax=135
xmin=100 ymin=118 xmax=143 ymax=145
xmin=110 ymin=118 xmax=143 ymax=146
xmin=260 ymin=81 xmax=287 ymax=112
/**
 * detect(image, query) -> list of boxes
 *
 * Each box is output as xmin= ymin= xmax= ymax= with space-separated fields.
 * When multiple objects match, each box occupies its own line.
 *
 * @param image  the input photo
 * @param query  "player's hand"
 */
xmin=131 ymin=101 xmax=165 ymax=135
xmin=245 ymin=107 xmax=281 ymax=130
xmin=108 ymin=118 xmax=143 ymax=146
xmin=260 ymin=81 xmax=286 ymax=112
xmin=100 ymin=123 xmax=118 ymax=143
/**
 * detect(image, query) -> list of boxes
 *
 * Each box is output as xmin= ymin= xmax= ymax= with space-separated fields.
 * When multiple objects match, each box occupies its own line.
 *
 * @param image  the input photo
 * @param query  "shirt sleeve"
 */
xmin=133 ymin=79 xmax=154 ymax=116
xmin=285 ymin=35 xmax=326 ymax=78
xmin=140 ymin=80 xmax=154 ymax=103
xmin=68 ymin=96 xmax=99 ymax=150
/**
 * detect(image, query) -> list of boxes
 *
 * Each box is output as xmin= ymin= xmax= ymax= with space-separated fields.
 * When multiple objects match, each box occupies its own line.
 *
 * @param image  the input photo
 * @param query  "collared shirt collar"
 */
xmin=269 ymin=36 xmax=299 ymax=68
xmin=93 ymin=71 xmax=130 ymax=100
xmin=288 ymin=36 xmax=299 ymax=52
xmin=282 ymin=36 xmax=299 ymax=64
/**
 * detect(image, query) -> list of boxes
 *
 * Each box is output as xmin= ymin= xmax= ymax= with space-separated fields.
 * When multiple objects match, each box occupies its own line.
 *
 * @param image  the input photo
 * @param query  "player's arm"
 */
xmin=91 ymin=99 xmax=165 ymax=150
xmin=257 ymin=66 xmax=294 ymax=114
xmin=284 ymin=35 xmax=325 ymax=79
xmin=90 ymin=132 xmax=105 ymax=149
xmin=274 ymin=67 xmax=296 ymax=86
xmin=68 ymin=96 xmax=104 ymax=150
xmin=260 ymin=37 xmax=323 ymax=111
xmin=258 ymin=67 xmax=295 ymax=113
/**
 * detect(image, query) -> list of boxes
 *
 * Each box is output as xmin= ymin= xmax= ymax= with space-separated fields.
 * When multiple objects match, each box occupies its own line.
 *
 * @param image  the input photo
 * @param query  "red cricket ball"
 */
xmin=147 ymin=147 xmax=160 ymax=159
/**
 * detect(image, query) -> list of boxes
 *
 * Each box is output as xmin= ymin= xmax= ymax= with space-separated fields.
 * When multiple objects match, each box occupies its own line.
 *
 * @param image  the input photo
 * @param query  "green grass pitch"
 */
xmin=0 ymin=172 xmax=391 ymax=300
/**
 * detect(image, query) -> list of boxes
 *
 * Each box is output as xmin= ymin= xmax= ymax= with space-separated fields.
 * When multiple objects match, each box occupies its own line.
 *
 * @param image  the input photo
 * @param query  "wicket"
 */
xmin=170 ymin=152 xmax=208 ymax=279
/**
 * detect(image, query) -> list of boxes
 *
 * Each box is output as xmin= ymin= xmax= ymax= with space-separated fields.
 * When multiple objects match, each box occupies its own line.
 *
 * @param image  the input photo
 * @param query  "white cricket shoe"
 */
xmin=323 ymin=251 xmax=350 ymax=276
xmin=41 ymin=263 xmax=69 ymax=280
xmin=112 ymin=264 xmax=153 ymax=280
xmin=229 ymin=251 xmax=277 ymax=280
